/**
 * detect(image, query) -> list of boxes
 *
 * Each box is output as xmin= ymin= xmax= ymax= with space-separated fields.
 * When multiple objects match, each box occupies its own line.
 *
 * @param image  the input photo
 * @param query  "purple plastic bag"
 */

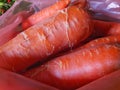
xmin=88 ymin=0 xmax=120 ymax=22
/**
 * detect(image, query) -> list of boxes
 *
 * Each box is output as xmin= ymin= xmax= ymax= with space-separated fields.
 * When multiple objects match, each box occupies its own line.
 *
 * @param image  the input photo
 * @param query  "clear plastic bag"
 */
xmin=0 ymin=0 xmax=58 ymax=46
xmin=1 ymin=0 xmax=120 ymax=30
xmin=0 ymin=0 xmax=58 ymax=29
xmin=87 ymin=0 xmax=120 ymax=22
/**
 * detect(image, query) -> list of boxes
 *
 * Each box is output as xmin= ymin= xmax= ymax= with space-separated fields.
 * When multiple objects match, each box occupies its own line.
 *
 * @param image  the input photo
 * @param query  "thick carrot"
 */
xmin=81 ymin=35 xmax=120 ymax=49
xmin=22 ymin=0 xmax=70 ymax=30
xmin=24 ymin=44 xmax=120 ymax=90
xmin=0 ymin=68 xmax=58 ymax=90
xmin=0 ymin=6 xmax=92 ymax=72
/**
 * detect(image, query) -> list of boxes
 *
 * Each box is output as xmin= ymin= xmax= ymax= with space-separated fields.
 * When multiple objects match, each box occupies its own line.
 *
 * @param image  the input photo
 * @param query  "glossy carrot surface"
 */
xmin=0 ymin=6 xmax=92 ymax=72
xmin=24 ymin=44 xmax=120 ymax=90
xmin=81 ymin=35 xmax=120 ymax=49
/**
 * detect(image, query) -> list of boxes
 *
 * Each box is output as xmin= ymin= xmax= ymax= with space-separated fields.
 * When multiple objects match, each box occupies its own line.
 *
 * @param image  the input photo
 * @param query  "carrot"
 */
xmin=92 ymin=20 xmax=116 ymax=37
xmin=22 ymin=0 xmax=70 ymax=30
xmin=81 ymin=35 xmax=120 ymax=49
xmin=23 ymin=44 xmax=120 ymax=90
xmin=82 ymin=20 xmax=120 ymax=45
xmin=107 ymin=23 xmax=120 ymax=35
xmin=0 ymin=68 xmax=58 ymax=90
xmin=77 ymin=70 xmax=120 ymax=90
xmin=92 ymin=20 xmax=120 ymax=38
xmin=0 ymin=6 xmax=92 ymax=72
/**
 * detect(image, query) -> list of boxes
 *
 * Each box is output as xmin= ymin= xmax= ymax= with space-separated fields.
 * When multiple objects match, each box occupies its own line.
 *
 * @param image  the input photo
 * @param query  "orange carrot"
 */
xmin=23 ymin=44 xmax=120 ymax=90
xmin=0 ymin=68 xmax=58 ymax=90
xmin=107 ymin=23 xmax=120 ymax=35
xmin=77 ymin=70 xmax=120 ymax=90
xmin=92 ymin=20 xmax=120 ymax=38
xmin=92 ymin=20 xmax=116 ymax=37
xmin=22 ymin=0 xmax=70 ymax=30
xmin=81 ymin=35 xmax=120 ymax=49
xmin=0 ymin=6 xmax=92 ymax=72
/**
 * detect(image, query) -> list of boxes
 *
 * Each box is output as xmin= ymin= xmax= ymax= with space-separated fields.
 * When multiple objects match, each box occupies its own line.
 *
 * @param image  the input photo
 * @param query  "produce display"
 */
xmin=0 ymin=0 xmax=120 ymax=90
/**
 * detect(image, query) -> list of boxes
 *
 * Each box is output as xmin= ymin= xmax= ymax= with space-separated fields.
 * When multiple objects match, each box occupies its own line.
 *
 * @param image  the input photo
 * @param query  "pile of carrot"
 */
xmin=0 ymin=0 xmax=120 ymax=90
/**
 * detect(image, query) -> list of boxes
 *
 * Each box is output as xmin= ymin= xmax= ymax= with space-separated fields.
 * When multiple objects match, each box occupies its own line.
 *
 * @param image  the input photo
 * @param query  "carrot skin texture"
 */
xmin=22 ymin=0 xmax=70 ymax=29
xmin=0 ymin=6 xmax=92 ymax=72
xmin=24 ymin=44 xmax=120 ymax=90
xmin=81 ymin=35 xmax=120 ymax=49
xmin=0 ymin=68 xmax=58 ymax=90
